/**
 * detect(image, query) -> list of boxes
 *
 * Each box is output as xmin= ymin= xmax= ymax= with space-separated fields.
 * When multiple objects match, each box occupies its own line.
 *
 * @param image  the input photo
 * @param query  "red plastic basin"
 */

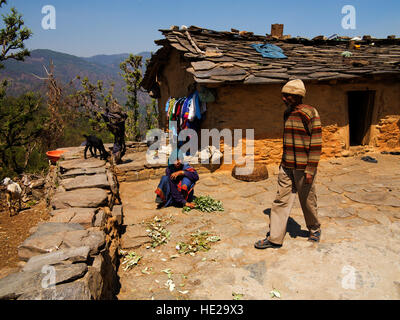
xmin=46 ymin=150 xmax=67 ymax=164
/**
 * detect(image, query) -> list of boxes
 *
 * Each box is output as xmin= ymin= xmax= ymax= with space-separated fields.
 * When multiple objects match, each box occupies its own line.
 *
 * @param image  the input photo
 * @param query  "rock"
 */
xmin=232 ymin=162 xmax=269 ymax=182
xmin=341 ymin=150 xmax=351 ymax=157
xmin=0 ymin=271 xmax=42 ymax=299
xmin=18 ymin=233 xmax=61 ymax=261
xmin=0 ymin=263 xmax=88 ymax=300
xmin=83 ymin=266 xmax=103 ymax=300
xmin=23 ymin=247 xmax=90 ymax=272
xmin=112 ymin=205 xmax=123 ymax=225
xmin=93 ymin=209 xmax=107 ymax=227
xmin=61 ymin=167 xmax=106 ymax=179
xmin=52 ymin=263 xmax=88 ymax=285
xmin=375 ymin=214 xmax=391 ymax=226
xmin=19 ymin=228 xmax=104 ymax=261
xmin=27 ymin=222 xmax=84 ymax=239
xmin=318 ymin=207 xmax=353 ymax=218
xmin=106 ymin=169 xmax=119 ymax=196
xmin=357 ymin=210 xmax=378 ymax=222
xmin=61 ymin=174 xmax=109 ymax=191
xmin=195 ymin=67 xmax=246 ymax=79
xmin=19 ymin=223 xmax=85 ymax=261
xmin=49 ymin=208 xmax=97 ymax=229
xmin=60 ymin=230 xmax=105 ymax=255
xmin=17 ymin=280 xmax=91 ymax=300
xmin=31 ymin=189 xmax=45 ymax=200
xmin=191 ymin=61 xmax=216 ymax=71
xmin=60 ymin=158 xmax=106 ymax=172
xmin=243 ymin=261 xmax=266 ymax=285
xmin=30 ymin=179 xmax=45 ymax=189
xmin=346 ymin=191 xmax=400 ymax=207
xmin=120 ymin=225 xmax=150 ymax=249
xmin=51 ymin=188 xmax=109 ymax=209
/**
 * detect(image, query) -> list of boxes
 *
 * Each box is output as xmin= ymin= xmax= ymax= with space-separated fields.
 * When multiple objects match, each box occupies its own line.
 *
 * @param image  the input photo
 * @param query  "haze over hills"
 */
xmin=0 ymin=49 xmax=153 ymax=106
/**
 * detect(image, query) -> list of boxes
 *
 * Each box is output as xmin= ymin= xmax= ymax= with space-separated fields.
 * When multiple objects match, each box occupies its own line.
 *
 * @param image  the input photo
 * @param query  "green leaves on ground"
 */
xmin=232 ymin=292 xmax=244 ymax=300
xmin=176 ymin=230 xmax=221 ymax=255
xmin=270 ymin=288 xmax=281 ymax=299
xmin=183 ymin=195 xmax=224 ymax=213
xmin=120 ymin=250 xmax=142 ymax=271
xmin=144 ymin=215 xmax=173 ymax=248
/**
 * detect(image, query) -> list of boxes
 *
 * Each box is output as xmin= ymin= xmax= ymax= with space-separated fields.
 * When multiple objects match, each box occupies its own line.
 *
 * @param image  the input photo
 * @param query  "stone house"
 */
xmin=142 ymin=25 xmax=400 ymax=170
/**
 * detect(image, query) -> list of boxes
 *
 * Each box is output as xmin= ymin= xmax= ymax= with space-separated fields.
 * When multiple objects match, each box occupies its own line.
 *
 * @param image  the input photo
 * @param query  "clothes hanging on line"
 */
xmin=165 ymin=90 xmax=207 ymax=136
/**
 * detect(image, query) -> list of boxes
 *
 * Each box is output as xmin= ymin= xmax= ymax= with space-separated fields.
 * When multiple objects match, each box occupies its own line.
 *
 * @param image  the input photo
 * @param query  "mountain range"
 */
xmin=0 ymin=49 xmax=152 ymax=106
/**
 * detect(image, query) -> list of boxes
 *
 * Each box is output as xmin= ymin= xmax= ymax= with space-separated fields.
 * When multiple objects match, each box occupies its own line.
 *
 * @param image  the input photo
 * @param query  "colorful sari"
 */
xmin=155 ymin=163 xmax=199 ymax=208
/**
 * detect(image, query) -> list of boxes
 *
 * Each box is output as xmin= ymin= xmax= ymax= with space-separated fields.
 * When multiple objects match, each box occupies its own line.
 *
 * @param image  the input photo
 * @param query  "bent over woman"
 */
xmin=155 ymin=149 xmax=199 ymax=209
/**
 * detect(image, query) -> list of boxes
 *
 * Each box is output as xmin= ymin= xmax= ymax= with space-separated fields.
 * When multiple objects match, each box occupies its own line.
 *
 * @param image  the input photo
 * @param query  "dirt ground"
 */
xmin=0 ymin=195 xmax=50 ymax=279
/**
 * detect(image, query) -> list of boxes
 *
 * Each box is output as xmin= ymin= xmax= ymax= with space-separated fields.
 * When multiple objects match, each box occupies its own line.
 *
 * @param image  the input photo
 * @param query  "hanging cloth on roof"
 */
xmin=250 ymin=43 xmax=287 ymax=59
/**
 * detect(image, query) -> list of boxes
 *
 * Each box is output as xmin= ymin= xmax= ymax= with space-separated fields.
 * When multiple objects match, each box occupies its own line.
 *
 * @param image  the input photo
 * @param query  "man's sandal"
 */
xmin=254 ymin=238 xmax=282 ymax=249
xmin=308 ymin=230 xmax=321 ymax=242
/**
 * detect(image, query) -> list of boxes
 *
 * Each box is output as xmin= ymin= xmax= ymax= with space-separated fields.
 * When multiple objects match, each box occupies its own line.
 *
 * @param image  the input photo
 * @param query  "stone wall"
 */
xmin=196 ymin=78 xmax=400 ymax=170
xmin=373 ymin=115 xmax=400 ymax=150
xmin=0 ymin=147 xmax=123 ymax=300
xmin=156 ymin=62 xmax=400 ymax=173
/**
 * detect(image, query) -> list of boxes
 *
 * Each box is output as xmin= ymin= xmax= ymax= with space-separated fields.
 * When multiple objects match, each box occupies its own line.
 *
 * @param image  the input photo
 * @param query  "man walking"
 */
xmin=255 ymin=79 xmax=322 ymax=249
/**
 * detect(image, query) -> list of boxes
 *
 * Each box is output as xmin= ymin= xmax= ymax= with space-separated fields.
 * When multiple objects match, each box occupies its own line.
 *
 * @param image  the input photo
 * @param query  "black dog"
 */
xmin=83 ymin=135 xmax=110 ymax=160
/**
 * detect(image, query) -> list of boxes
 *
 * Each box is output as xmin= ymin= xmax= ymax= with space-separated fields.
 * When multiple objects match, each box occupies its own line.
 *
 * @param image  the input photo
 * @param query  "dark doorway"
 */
xmin=347 ymin=91 xmax=375 ymax=146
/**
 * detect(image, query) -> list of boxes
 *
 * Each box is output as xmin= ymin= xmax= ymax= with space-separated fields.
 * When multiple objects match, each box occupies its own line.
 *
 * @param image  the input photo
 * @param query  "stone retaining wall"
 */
xmin=0 ymin=148 xmax=123 ymax=300
xmin=374 ymin=115 xmax=400 ymax=150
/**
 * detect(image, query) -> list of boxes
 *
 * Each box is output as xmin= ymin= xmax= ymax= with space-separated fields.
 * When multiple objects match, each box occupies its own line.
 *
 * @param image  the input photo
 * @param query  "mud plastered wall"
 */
xmin=200 ymin=79 xmax=400 ymax=170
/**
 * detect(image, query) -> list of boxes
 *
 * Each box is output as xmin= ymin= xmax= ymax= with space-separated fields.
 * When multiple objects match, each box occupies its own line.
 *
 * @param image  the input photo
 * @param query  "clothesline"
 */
xmin=165 ymin=90 xmax=207 ymax=136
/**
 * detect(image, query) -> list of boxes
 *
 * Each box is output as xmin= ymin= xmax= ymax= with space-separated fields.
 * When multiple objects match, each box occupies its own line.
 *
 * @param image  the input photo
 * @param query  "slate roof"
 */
xmin=142 ymin=25 xmax=400 ymax=90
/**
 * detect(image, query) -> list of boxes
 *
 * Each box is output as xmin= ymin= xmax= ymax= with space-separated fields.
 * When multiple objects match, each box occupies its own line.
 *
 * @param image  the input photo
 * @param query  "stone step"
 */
xmin=0 ymin=263 xmax=88 ymax=300
xmin=61 ymin=174 xmax=110 ymax=191
xmin=18 ymin=229 xmax=105 ymax=261
xmin=49 ymin=208 xmax=98 ymax=229
xmin=51 ymin=188 xmax=109 ymax=209
xmin=22 ymin=246 xmax=91 ymax=272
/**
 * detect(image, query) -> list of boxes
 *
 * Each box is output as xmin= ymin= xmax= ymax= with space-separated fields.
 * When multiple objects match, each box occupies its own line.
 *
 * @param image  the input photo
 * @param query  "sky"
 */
xmin=2 ymin=0 xmax=400 ymax=57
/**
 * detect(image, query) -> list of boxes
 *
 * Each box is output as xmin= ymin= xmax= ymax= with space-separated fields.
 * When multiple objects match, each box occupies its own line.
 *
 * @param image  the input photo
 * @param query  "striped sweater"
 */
xmin=281 ymin=104 xmax=322 ymax=175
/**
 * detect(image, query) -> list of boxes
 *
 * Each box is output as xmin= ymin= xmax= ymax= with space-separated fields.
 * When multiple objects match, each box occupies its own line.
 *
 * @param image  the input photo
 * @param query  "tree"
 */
xmin=120 ymin=54 xmax=143 ymax=141
xmin=0 ymin=82 xmax=44 ymax=175
xmin=0 ymin=0 xmax=32 ymax=69
xmin=145 ymin=98 xmax=158 ymax=130
xmin=71 ymin=76 xmax=116 ymax=131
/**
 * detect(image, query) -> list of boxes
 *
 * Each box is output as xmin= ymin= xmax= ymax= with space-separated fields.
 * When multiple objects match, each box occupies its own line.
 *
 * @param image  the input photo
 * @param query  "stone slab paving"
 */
xmin=0 ymin=152 xmax=120 ymax=300
xmin=51 ymin=188 xmax=109 ymax=209
xmin=61 ymin=174 xmax=109 ymax=191
xmin=117 ymin=153 xmax=400 ymax=300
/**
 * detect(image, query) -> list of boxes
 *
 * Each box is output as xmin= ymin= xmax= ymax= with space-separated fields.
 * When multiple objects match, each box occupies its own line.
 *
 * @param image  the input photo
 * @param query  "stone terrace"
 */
xmin=117 ymin=152 xmax=400 ymax=300
xmin=0 ymin=147 xmax=122 ymax=300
